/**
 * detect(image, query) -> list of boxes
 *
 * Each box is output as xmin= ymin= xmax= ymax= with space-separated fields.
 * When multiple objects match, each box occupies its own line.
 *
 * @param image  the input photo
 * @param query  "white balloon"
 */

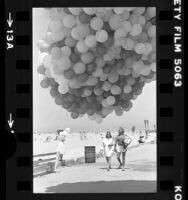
xmin=49 ymin=19 xmax=63 ymax=32
xmin=134 ymin=43 xmax=145 ymax=54
xmin=130 ymin=24 xmax=142 ymax=36
xmin=56 ymin=56 xmax=71 ymax=70
xmin=143 ymin=43 xmax=153 ymax=55
xmin=58 ymin=84 xmax=69 ymax=94
xmin=68 ymin=78 xmax=83 ymax=88
xmin=44 ymin=68 xmax=52 ymax=78
xmin=102 ymin=81 xmax=111 ymax=91
xmin=122 ymin=21 xmax=132 ymax=33
xmin=108 ymin=72 xmax=119 ymax=83
xmin=127 ymin=77 xmax=136 ymax=85
xmin=43 ymin=54 xmax=52 ymax=68
xmin=146 ymin=7 xmax=156 ymax=19
xmin=109 ymin=14 xmax=122 ymax=30
xmin=92 ymin=68 xmax=103 ymax=77
xmin=140 ymin=66 xmax=151 ymax=76
xmin=39 ymin=52 xmax=49 ymax=64
xmin=62 ymin=14 xmax=76 ymax=28
xmin=95 ymin=30 xmax=108 ymax=43
xmin=132 ymin=60 xmax=145 ymax=74
xmin=123 ymin=85 xmax=132 ymax=93
xmin=114 ymin=28 xmax=126 ymax=39
xmin=90 ymin=17 xmax=104 ymax=30
xmin=150 ymin=62 xmax=156 ymax=72
xmin=68 ymin=8 xmax=82 ymax=15
xmin=76 ymin=40 xmax=89 ymax=53
xmin=85 ymin=35 xmax=97 ymax=47
xmin=113 ymin=7 xmax=126 ymax=14
xmin=83 ymin=7 xmax=96 ymax=15
xmin=114 ymin=106 xmax=123 ymax=116
xmin=51 ymin=29 xmax=65 ymax=41
xmin=83 ymin=87 xmax=92 ymax=96
xmin=61 ymin=46 xmax=71 ymax=57
xmin=94 ymin=87 xmax=103 ymax=96
xmin=81 ymin=52 xmax=95 ymax=64
xmin=148 ymin=25 xmax=156 ymax=38
xmin=86 ymin=76 xmax=98 ymax=86
xmin=100 ymin=75 xmax=108 ymax=81
xmin=111 ymin=85 xmax=122 ymax=95
xmin=106 ymin=96 xmax=116 ymax=105
xmin=37 ymin=39 xmax=50 ymax=49
xmin=88 ymin=113 xmax=97 ymax=120
xmin=96 ymin=117 xmax=103 ymax=124
xmin=73 ymin=62 xmax=86 ymax=74
xmin=102 ymin=99 xmax=109 ymax=107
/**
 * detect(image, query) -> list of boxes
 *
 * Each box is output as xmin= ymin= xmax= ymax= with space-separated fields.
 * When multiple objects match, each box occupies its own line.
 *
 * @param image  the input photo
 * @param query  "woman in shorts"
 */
xmin=102 ymin=131 xmax=114 ymax=171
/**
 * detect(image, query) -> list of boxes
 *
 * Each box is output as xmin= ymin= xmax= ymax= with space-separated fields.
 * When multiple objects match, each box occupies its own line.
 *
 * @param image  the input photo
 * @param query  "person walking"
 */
xmin=114 ymin=127 xmax=132 ymax=171
xmin=102 ymin=131 xmax=114 ymax=171
xmin=54 ymin=128 xmax=70 ymax=172
xmin=84 ymin=131 xmax=87 ymax=140
xmin=139 ymin=131 xmax=145 ymax=143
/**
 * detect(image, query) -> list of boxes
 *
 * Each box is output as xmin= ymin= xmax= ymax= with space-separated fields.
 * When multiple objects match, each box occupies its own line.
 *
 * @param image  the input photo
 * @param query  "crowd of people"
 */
xmin=54 ymin=126 xmax=133 ymax=172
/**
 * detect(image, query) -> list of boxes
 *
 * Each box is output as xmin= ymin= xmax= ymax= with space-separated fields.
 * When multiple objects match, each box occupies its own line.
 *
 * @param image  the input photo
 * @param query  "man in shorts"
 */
xmin=114 ymin=127 xmax=132 ymax=171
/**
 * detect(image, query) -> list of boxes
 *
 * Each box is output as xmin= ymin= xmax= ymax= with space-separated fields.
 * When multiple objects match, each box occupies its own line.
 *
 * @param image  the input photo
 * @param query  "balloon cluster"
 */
xmin=37 ymin=7 xmax=156 ymax=123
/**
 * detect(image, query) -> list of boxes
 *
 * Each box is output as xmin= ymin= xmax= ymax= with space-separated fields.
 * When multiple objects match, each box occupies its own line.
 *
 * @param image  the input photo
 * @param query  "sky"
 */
xmin=33 ymin=8 xmax=156 ymax=133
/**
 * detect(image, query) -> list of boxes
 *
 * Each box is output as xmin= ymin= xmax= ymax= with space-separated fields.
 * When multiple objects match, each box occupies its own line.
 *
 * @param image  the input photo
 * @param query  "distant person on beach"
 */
xmin=54 ymin=128 xmax=70 ymax=172
xmin=55 ymin=129 xmax=63 ymax=140
xmin=102 ymin=131 xmax=114 ymax=171
xmin=80 ymin=131 xmax=83 ymax=140
xmin=84 ymin=131 xmax=87 ymax=140
xmin=114 ymin=127 xmax=132 ymax=171
xmin=80 ymin=131 xmax=85 ymax=140
xmin=139 ymin=131 xmax=145 ymax=143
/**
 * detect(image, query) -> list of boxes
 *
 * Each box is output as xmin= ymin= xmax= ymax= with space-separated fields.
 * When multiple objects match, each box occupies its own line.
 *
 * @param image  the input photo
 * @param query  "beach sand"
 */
xmin=33 ymin=132 xmax=156 ymax=160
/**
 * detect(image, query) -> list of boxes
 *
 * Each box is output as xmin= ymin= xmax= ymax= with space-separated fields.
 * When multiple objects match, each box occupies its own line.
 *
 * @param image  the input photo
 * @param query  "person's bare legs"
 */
xmin=54 ymin=152 xmax=60 ymax=172
xmin=117 ymin=152 xmax=122 ymax=168
xmin=108 ymin=156 xmax=112 ymax=169
xmin=105 ymin=156 xmax=108 ymax=163
xmin=105 ymin=157 xmax=109 ymax=171
xmin=122 ymin=151 xmax=127 ymax=171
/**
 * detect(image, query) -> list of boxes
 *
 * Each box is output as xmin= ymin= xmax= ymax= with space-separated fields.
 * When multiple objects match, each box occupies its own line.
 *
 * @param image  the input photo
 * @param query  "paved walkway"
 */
xmin=34 ymin=143 xmax=156 ymax=193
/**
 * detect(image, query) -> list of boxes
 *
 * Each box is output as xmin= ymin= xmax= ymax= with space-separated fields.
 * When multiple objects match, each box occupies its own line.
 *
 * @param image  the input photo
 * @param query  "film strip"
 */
xmin=5 ymin=0 xmax=185 ymax=199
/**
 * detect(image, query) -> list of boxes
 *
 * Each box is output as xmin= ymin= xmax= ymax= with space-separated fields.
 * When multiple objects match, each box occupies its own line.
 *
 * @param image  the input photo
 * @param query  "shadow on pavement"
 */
xmin=99 ymin=167 xmax=130 ymax=170
xmin=45 ymin=180 xmax=156 ymax=193
xmin=127 ymin=160 xmax=156 ymax=172
xmin=99 ymin=159 xmax=155 ymax=172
